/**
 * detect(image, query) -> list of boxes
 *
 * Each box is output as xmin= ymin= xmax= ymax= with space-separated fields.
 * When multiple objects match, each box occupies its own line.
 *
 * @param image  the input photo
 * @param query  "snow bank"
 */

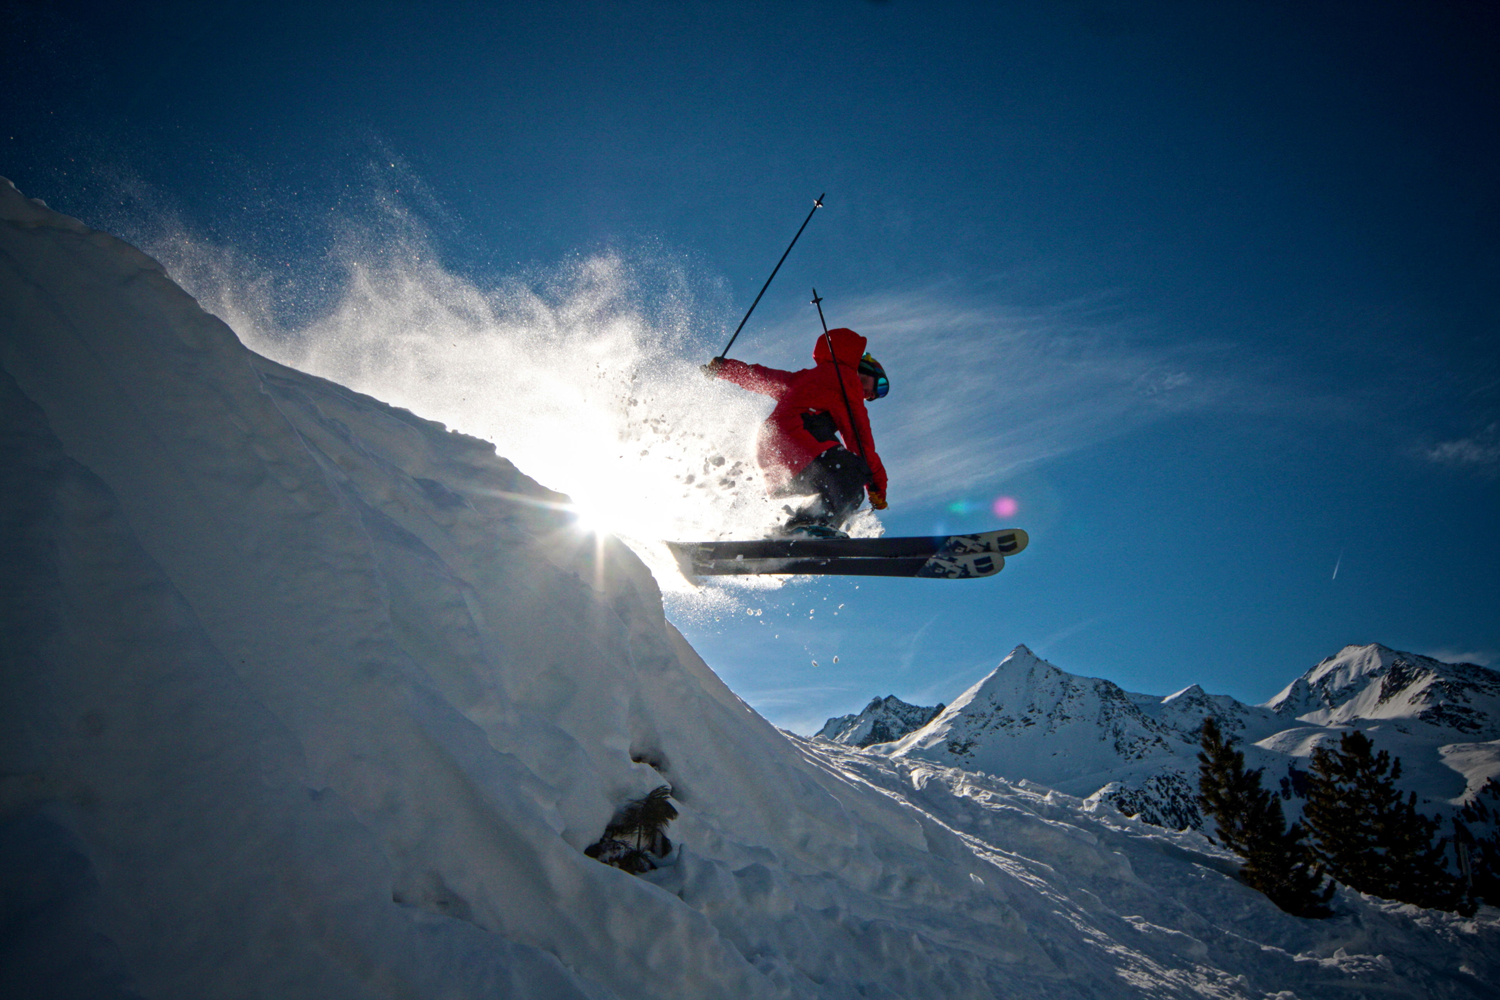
xmin=3 ymin=177 xmax=1496 ymax=998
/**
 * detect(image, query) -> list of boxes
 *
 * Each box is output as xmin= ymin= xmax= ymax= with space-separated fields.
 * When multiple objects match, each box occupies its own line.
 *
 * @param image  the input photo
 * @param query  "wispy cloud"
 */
xmin=1417 ymin=647 xmax=1495 ymax=668
xmin=1424 ymin=423 xmax=1500 ymax=477
xmin=747 ymin=288 xmax=1229 ymax=503
xmin=909 ymin=659 xmax=996 ymax=708
xmin=1033 ymin=615 xmax=1111 ymax=658
xmin=734 ymin=682 xmax=872 ymax=736
xmin=896 ymin=613 xmax=942 ymax=674
xmin=730 ymin=683 xmax=858 ymax=709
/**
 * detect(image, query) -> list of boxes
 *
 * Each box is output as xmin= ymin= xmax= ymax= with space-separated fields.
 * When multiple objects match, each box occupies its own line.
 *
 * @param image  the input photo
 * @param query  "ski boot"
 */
xmin=778 ymin=515 xmax=849 ymax=540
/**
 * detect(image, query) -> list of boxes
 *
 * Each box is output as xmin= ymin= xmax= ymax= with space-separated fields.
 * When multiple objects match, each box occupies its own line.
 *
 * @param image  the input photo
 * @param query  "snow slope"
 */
xmin=3 ymin=177 xmax=1497 ymax=998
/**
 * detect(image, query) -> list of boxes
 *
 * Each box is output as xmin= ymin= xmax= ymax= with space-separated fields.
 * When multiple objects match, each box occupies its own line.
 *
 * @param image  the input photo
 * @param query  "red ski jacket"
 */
xmin=714 ymin=328 xmax=889 ymax=496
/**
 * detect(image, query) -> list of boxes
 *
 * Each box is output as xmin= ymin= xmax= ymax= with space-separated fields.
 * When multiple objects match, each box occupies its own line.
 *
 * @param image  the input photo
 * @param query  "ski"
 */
xmin=673 ymin=528 xmax=1027 ymax=561
xmin=679 ymin=554 xmax=994 ymax=578
xmin=668 ymin=528 xmax=1027 ymax=580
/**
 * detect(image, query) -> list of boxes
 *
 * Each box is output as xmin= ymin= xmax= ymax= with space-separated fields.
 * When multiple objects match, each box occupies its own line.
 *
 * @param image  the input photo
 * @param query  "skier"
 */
xmin=704 ymin=328 xmax=889 ymax=538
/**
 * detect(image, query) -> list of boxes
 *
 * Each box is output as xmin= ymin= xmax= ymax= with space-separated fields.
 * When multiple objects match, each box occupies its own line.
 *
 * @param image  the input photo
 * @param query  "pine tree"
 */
xmin=584 ymin=785 xmax=678 ymax=875
xmin=1239 ymin=802 xmax=1333 ymax=918
xmin=1197 ymin=719 xmax=1332 ymax=917
xmin=1456 ymin=779 xmax=1500 ymax=906
xmin=1304 ymin=731 xmax=1469 ymax=913
xmin=1197 ymin=719 xmax=1263 ymax=857
xmin=619 ymin=785 xmax=677 ymax=857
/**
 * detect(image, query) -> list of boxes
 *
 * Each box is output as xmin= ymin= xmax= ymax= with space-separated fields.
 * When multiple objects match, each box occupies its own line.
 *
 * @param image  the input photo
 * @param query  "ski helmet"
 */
xmin=858 ymin=353 xmax=889 ymax=399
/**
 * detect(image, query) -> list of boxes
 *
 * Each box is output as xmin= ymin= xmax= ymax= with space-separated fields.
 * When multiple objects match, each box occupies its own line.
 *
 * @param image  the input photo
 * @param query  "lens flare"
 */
xmin=992 ymin=495 xmax=1019 ymax=518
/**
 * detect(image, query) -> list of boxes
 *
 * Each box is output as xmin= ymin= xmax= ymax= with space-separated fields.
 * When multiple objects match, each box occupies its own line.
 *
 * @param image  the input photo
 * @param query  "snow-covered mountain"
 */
xmin=888 ymin=645 xmax=1177 ymax=782
xmin=1259 ymin=643 xmax=1500 ymax=805
xmin=867 ymin=642 xmax=1500 ymax=835
xmin=815 ymin=694 xmax=943 ymax=747
xmin=1134 ymin=682 xmax=1283 ymax=743
xmin=879 ymin=645 xmax=1212 ymax=828
xmin=4 ymin=177 xmax=1497 ymax=998
xmin=1267 ymin=643 xmax=1500 ymax=739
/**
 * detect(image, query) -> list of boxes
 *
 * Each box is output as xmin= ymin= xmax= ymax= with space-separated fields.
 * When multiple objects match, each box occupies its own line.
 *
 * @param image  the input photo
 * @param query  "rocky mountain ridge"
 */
xmin=823 ymin=643 xmax=1500 ymax=831
xmin=815 ymin=695 xmax=944 ymax=748
xmin=1267 ymin=644 xmax=1500 ymax=739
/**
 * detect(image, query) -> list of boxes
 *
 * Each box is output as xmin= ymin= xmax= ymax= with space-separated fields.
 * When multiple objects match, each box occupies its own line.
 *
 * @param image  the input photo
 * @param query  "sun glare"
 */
xmin=233 ymin=245 xmax=793 ymax=567
xmin=568 ymin=500 xmax=615 ymax=537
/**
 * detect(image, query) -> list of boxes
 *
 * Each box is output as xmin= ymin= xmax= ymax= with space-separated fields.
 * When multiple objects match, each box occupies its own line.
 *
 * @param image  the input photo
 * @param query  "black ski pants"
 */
xmin=778 ymin=446 xmax=871 ymax=529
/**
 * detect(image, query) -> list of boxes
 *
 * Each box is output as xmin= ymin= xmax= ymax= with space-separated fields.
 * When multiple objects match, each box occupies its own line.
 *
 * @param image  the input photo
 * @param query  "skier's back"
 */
xmin=707 ymin=328 xmax=889 ymax=537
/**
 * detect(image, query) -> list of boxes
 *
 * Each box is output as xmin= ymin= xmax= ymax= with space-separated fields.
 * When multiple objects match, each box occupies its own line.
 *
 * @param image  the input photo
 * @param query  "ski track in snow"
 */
xmin=3 ymin=176 xmax=1498 ymax=998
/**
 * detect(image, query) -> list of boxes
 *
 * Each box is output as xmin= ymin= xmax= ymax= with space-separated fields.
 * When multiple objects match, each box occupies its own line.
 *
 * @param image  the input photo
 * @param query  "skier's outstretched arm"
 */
xmin=706 ymin=358 xmax=794 ymax=398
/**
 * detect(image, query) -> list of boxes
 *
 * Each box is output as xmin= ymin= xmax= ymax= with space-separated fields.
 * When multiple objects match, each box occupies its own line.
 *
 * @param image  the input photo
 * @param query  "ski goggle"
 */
xmin=858 ymin=353 xmax=889 ymax=399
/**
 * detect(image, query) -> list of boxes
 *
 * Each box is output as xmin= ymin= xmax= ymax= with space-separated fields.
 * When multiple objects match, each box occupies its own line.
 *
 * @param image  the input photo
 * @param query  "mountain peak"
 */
xmin=1307 ymin=643 xmax=1402 ymax=684
xmin=817 ymin=695 xmax=944 ymax=748
xmin=887 ymin=646 xmax=1183 ymax=793
xmin=1264 ymin=644 xmax=1500 ymax=738
xmin=1163 ymin=684 xmax=1207 ymax=704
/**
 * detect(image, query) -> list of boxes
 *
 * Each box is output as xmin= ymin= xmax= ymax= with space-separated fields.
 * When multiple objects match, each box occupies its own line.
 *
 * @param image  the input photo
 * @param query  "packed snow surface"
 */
xmin=2 ymin=177 xmax=1497 ymax=998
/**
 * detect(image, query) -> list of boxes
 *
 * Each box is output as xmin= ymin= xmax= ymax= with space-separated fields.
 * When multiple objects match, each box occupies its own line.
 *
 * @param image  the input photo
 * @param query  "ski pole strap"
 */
xmin=717 ymin=193 xmax=824 ymax=360
xmin=811 ymin=288 xmax=869 ymax=464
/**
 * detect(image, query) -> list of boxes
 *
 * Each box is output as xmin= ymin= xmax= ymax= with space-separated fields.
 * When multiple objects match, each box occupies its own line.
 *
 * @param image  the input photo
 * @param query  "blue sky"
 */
xmin=6 ymin=0 xmax=1497 ymax=733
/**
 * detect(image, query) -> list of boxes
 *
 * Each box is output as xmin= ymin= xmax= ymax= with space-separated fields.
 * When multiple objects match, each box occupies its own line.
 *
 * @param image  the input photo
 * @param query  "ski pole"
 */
xmin=716 ymin=193 xmax=824 ymax=360
xmin=811 ymin=288 xmax=870 ymax=465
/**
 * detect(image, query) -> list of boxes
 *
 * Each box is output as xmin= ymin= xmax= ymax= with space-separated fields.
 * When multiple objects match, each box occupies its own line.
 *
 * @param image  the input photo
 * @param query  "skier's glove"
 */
xmin=702 ymin=357 xmax=725 ymax=377
xmin=867 ymin=489 xmax=888 ymax=511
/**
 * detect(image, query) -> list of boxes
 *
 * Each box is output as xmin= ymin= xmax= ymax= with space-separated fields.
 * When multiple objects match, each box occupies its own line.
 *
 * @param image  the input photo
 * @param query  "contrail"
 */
xmin=1332 ymin=548 xmax=1344 ymax=581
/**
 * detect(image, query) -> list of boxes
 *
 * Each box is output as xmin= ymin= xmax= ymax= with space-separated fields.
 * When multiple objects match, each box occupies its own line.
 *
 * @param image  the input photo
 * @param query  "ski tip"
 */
xmin=947 ymin=528 xmax=1028 ymax=557
xmin=1003 ymin=528 xmax=1029 ymax=556
xmin=918 ymin=550 xmax=1004 ymax=580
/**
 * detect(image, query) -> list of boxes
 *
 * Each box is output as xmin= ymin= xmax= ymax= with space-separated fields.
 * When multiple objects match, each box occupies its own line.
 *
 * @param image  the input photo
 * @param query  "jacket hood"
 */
xmin=812 ymin=328 xmax=868 ymax=368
